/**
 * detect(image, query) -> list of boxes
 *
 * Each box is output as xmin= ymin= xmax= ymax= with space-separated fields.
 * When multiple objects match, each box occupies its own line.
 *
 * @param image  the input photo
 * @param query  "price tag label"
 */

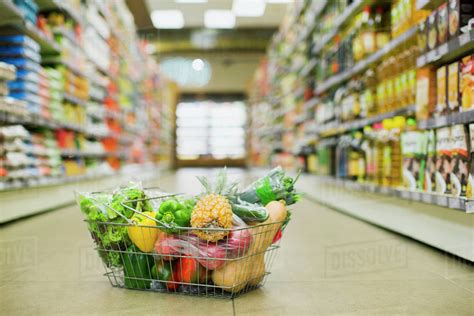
xmin=421 ymin=193 xmax=432 ymax=203
xmin=465 ymin=201 xmax=474 ymax=213
xmin=417 ymin=55 xmax=427 ymax=67
xmin=427 ymin=50 xmax=436 ymax=62
xmin=436 ymin=195 xmax=448 ymax=206
xmin=448 ymin=197 xmax=462 ymax=209
xmin=401 ymin=190 xmax=410 ymax=199
xmin=459 ymin=33 xmax=470 ymax=46
xmin=438 ymin=43 xmax=448 ymax=56
xmin=412 ymin=192 xmax=421 ymax=201
xmin=434 ymin=116 xmax=448 ymax=127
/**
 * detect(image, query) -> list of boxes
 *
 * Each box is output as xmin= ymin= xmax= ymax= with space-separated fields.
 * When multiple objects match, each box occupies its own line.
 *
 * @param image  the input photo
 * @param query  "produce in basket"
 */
xmin=229 ymin=199 xmax=269 ymax=222
xmin=152 ymin=260 xmax=177 ymax=290
xmin=154 ymin=215 xmax=252 ymax=269
xmin=174 ymin=256 xmax=208 ymax=284
xmin=212 ymin=200 xmax=287 ymax=292
xmin=155 ymin=198 xmax=194 ymax=233
xmin=238 ymin=167 xmax=301 ymax=206
xmin=77 ymin=183 xmax=153 ymax=267
xmin=76 ymin=167 xmax=299 ymax=296
xmin=191 ymin=169 xmax=236 ymax=242
xmin=127 ymin=211 xmax=160 ymax=252
xmin=123 ymin=245 xmax=154 ymax=290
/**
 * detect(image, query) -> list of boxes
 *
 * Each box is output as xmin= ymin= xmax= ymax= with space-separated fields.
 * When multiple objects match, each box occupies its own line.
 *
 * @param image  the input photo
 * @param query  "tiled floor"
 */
xmin=1 ymin=168 xmax=473 ymax=315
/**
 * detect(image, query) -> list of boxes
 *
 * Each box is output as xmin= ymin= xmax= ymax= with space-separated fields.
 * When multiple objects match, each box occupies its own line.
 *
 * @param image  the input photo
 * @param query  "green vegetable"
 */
xmin=155 ymin=199 xmax=193 ymax=233
xmin=239 ymin=167 xmax=301 ymax=206
xmin=123 ymin=245 xmax=154 ymax=289
xmin=230 ymin=199 xmax=269 ymax=222
xmin=151 ymin=261 xmax=177 ymax=290
xmin=77 ymin=184 xmax=153 ymax=267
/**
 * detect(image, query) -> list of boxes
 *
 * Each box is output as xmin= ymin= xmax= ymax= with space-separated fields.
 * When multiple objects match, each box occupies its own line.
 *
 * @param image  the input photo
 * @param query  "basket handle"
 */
xmin=119 ymin=193 xmax=183 ymax=228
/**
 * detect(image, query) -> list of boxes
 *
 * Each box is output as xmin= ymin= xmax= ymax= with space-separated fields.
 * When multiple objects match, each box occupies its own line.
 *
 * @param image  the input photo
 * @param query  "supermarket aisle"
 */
xmin=1 ymin=168 xmax=473 ymax=315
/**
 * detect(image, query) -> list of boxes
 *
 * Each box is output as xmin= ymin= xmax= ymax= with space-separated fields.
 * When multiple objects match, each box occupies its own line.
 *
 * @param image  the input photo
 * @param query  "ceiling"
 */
xmin=141 ymin=0 xmax=291 ymax=30
xmin=125 ymin=0 xmax=292 ymax=93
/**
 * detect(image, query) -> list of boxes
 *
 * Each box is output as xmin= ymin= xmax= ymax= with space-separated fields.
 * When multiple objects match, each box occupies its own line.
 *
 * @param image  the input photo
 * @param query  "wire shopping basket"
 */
xmin=78 ymin=190 xmax=287 ymax=298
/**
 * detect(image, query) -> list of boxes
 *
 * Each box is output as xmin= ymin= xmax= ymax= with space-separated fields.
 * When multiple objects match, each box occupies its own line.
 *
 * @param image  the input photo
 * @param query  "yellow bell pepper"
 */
xmin=127 ymin=211 xmax=159 ymax=252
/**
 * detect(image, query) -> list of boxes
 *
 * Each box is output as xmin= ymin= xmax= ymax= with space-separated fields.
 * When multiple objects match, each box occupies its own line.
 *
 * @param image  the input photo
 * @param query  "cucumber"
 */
xmin=231 ymin=201 xmax=269 ymax=222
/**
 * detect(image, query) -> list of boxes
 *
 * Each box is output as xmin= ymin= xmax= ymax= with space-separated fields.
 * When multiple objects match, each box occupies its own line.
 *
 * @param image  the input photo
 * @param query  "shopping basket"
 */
xmin=78 ymin=190 xmax=287 ymax=298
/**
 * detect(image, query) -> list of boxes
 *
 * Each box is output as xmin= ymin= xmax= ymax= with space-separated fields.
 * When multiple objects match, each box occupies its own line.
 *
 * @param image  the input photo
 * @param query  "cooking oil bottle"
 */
xmin=383 ymin=116 xmax=406 ymax=187
xmin=373 ymin=122 xmax=385 ymax=185
xmin=382 ymin=119 xmax=393 ymax=186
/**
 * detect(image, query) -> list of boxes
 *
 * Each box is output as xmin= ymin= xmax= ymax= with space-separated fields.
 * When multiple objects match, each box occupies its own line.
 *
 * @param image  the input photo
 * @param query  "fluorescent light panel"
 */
xmin=204 ymin=10 xmax=235 ymax=29
xmin=150 ymin=10 xmax=184 ymax=29
xmin=232 ymin=0 xmax=266 ymax=17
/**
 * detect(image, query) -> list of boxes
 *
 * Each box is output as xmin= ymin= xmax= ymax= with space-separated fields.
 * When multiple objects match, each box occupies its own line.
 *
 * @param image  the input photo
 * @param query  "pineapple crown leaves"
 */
xmin=196 ymin=167 xmax=239 ymax=197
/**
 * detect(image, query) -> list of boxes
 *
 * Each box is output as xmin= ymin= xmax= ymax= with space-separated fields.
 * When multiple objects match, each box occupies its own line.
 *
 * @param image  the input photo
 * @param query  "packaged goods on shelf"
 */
xmin=0 ymin=0 xmax=174 ymax=191
xmin=434 ymin=126 xmax=451 ymax=194
xmin=436 ymin=65 xmax=448 ymax=115
xmin=461 ymin=55 xmax=474 ymax=111
xmin=450 ymin=124 xmax=469 ymax=197
xmin=13 ymin=0 xmax=38 ymax=25
xmin=447 ymin=0 xmax=474 ymax=38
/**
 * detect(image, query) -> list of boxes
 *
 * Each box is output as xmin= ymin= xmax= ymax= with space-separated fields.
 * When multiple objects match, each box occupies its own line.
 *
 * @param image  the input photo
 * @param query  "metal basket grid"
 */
xmin=83 ymin=192 xmax=286 ymax=299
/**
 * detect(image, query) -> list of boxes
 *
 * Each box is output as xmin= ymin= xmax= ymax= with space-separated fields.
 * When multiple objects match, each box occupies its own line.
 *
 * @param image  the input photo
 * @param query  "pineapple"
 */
xmin=191 ymin=169 xmax=236 ymax=242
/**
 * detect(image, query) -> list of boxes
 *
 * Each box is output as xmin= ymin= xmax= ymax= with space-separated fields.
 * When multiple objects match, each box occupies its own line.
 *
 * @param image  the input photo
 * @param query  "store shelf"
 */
xmin=315 ymin=26 xmax=417 ymax=95
xmin=299 ymin=174 xmax=474 ymax=262
xmin=418 ymin=110 xmax=474 ymax=130
xmin=0 ymin=0 xmax=60 ymax=54
xmin=295 ymin=1 xmax=327 ymax=44
xmin=299 ymin=58 xmax=317 ymax=77
xmin=315 ymin=176 xmax=473 ymax=212
xmin=303 ymin=97 xmax=319 ymax=111
xmin=0 ymin=164 xmax=165 ymax=223
xmin=294 ymin=113 xmax=307 ymax=125
xmin=312 ymin=0 xmax=364 ymax=54
xmin=313 ymin=104 xmax=417 ymax=137
xmin=0 ymin=109 xmax=113 ymax=139
xmin=294 ymin=86 xmax=305 ymax=100
xmin=416 ymin=29 xmax=474 ymax=68
xmin=63 ymin=93 xmax=87 ymax=107
xmin=36 ymin=0 xmax=83 ymax=25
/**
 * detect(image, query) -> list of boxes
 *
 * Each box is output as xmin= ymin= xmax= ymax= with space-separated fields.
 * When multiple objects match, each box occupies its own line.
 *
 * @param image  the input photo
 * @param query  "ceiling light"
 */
xmin=192 ymin=59 xmax=205 ymax=71
xmin=232 ymin=0 xmax=266 ymax=17
xmin=204 ymin=10 xmax=235 ymax=29
xmin=150 ymin=10 xmax=184 ymax=29
xmin=266 ymin=0 xmax=293 ymax=3
xmin=175 ymin=0 xmax=207 ymax=3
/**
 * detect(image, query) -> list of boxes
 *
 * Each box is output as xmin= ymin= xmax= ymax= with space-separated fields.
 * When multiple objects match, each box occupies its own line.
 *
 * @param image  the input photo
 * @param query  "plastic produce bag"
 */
xmin=154 ymin=215 xmax=252 ymax=270
xmin=238 ymin=166 xmax=300 ymax=206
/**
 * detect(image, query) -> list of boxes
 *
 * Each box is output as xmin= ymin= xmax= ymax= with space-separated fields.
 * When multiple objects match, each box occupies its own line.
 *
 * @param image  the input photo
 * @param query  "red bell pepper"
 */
xmin=174 ymin=257 xmax=207 ymax=284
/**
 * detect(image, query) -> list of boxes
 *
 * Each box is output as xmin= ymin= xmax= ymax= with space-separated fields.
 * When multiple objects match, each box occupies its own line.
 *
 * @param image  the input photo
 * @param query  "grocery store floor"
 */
xmin=1 ymin=168 xmax=473 ymax=315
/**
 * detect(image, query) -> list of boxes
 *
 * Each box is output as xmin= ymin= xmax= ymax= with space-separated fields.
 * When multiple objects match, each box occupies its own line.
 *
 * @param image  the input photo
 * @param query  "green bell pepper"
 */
xmin=122 ymin=245 xmax=154 ymax=289
xmin=155 ymin=199 xmax=193 ymax=233
xmin=152 ymin=261 xmax=178 ymax=290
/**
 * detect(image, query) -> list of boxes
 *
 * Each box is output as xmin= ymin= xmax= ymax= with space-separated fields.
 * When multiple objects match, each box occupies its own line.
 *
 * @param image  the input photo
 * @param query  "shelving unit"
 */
xmin=0 ymin=0 xmax=60 ymax=54
xmin=309 ymin=175 xmax=474 ymax=212
xmin=299 ymin=174 xmax=474 ymax=262
xmin=416 ymin=29 xmax=474 ymax=67
xmin=248 ymin=0 xmax=474 ymax=259
xmin=311 ymin=0 xmax=364 ymax=54
xmin=0 ymin=0 xmax=175 ymax=221
xmin=314 ymin=26 xmax=417 ymax=95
